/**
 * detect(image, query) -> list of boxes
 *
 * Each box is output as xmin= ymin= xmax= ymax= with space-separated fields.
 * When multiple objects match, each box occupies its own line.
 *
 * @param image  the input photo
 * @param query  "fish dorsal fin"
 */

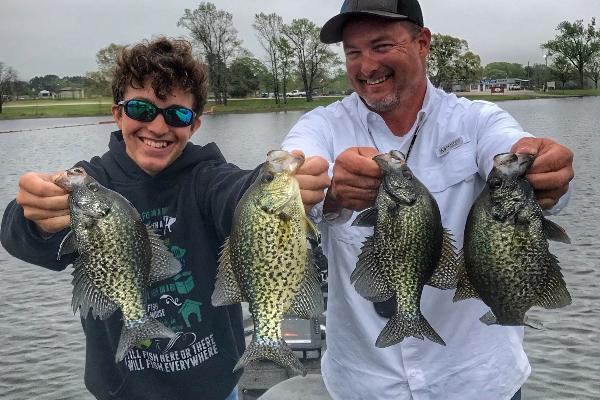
xmin=146 ymin=227 xmax=182 ymax=285
xmin=58 ymin=230 xmax=77 ymax=260
xmin=71 ymin=257 xmax=118 ymax=319
xmin=303 ymin=215 xmax=319 ymax=242
xmin=533 ymin=258 xmax=572 ymax=309
xmin=285 ymin=252 xmax=324 ymax=319
xmin=542 ymin=218 xmax=571 ymax=244
xmin=212 ymin=237 xmax=246 ymax=306
xmin=350 ymin=235 xmax=394 ymax=302
xmin=351 ymin=207 xmax=378 ymax=227
xmin=452 ymin=249 xmax=481 ymax=302
xmin=427 ymin=229 xmax=459 ymax=290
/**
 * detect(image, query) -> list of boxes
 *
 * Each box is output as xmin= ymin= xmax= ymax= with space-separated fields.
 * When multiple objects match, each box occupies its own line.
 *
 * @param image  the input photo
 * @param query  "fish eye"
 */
xmin=261 ymin=173 xmax=274 ymax=183
xmin=489 ymin=177 xmax=502 ymax=189
xmin=87 ymin=182 xmax=99 ymax=192
xmin=402 ymin=169 xmax=413 ymax=179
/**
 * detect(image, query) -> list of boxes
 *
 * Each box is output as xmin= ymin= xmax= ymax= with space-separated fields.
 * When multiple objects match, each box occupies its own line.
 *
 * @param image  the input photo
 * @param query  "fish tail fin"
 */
xmin=116 ymin=316 xmax=176 ymax=362
xmin=233 ymin=338 xmax=306 ymax=376
xmin=376 ymin=312 xmax=446 ymax=348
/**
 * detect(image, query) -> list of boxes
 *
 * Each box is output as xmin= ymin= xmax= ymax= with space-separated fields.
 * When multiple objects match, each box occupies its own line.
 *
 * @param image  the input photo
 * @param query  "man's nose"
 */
xmin=360 ymin=53 xmax=380 ymax=76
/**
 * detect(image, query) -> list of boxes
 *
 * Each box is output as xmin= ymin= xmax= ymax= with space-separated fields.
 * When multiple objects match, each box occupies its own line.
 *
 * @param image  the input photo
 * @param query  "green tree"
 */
xmin=96 ymin=43 xmax=125 ymax=80
xmin=29 ymin=74 xmax=61 ymax=93
xmin=283 ymin=18 xmax=341 ymax=101
xmin=542 ymin=18 xmax=600 ymax=89
xmin=483 ymin=62 xmax=525 ymax=79
xmin=428 ymin=34 xmax=466 ymax=89
xmin=178 ymin=2 xmax=242 ymax=105
xmin=254 ymin=12 xmax=284 ymax=103
xmin=276 ymin=37 xmax=295 ymax=103
xmin=455 ymin=51 xmax=483 ymax=87
xmin=585 ymin=53 xmax=600 ymax=88
xmin=228 ymin=56 xmax=268 ymax=97
xmin=0 ymin=62 xmax=18 ymax=113
xmin=428 ymin=34 xmax=482 ymax=90
xmin=551 ymin=56 xmax=575 ymax=88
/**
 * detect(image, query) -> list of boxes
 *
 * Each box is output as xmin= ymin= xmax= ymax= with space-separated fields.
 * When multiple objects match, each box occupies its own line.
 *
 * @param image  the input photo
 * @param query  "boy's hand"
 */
xmin=324 ymin=147 xmax=382 ymax=213
xmin=511 ymin=138 xmax=574 ymax=209
xmin=291 ymin=150 xmax=330 ymax=214
xmin=15 ymin=172 xmax=71 ymax=235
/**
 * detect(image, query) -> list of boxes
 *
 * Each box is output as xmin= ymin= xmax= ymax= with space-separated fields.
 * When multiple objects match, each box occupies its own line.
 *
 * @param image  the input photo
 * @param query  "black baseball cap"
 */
xmin=320 ymin=0 xmax=424 ymax=44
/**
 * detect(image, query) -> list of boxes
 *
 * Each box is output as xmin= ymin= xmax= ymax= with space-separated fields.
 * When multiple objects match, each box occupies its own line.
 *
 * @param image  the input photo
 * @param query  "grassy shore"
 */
xmin=1 ymin=89 xmax=598 ymax=120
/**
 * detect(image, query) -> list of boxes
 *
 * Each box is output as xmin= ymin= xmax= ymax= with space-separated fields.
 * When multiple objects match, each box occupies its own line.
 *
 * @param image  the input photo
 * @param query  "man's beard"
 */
xmin=363 ymin=92 xmax=402 ymax=113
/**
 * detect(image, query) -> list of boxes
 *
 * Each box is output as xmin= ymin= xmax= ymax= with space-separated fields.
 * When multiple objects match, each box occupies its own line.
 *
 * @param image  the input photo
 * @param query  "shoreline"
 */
xmin=1 ymin=91 xmax=598 ymax=121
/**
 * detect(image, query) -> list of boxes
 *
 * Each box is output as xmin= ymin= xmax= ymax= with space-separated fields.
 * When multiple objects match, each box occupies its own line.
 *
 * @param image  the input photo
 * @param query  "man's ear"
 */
xmin=112 ymin=104 xmax=123 ymax=130
xmin=189 ymin=117 xmax=202 ymax=139
xmin=418 ymin=27 xmax=432 ymax=56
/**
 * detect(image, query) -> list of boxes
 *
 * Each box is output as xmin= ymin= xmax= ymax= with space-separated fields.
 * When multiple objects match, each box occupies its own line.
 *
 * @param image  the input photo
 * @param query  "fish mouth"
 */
xmin=266 ymin=150 xmax=305 ymax=174
xmin=53 ymin=167 xmax=87 ymax=190
xmin=516 ymin=153 xmax=535 ymax=169
xmin=373 ymin=151 xmax=406 ymax=173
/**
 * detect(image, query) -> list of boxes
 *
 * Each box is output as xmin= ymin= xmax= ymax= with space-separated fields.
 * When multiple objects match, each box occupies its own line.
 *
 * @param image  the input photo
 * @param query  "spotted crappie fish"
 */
xmin=454 ymin=153 xmax=571 ymax=326
xmin=212 ymin=150 xmax=323 ymax=376
xmin=352 ymin=150 xmax=457 ymax=347
xmin=54 ymin=167 xmax=181 ymax=362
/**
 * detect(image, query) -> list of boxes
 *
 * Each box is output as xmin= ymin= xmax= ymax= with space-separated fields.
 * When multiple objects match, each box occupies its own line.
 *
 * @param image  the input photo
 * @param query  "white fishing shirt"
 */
xmin=282 ymin=79 xmax=571 ymax=400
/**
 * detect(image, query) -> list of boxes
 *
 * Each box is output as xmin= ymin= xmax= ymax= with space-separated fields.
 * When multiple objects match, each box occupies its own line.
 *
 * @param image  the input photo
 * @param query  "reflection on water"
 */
xmin=0 ymin=98 xmax=599 ymax=399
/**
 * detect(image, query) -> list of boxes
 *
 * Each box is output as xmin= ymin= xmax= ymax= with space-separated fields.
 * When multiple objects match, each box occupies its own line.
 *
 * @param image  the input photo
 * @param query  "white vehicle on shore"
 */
xmin=286 ymin=89 xmax=306 ymax=97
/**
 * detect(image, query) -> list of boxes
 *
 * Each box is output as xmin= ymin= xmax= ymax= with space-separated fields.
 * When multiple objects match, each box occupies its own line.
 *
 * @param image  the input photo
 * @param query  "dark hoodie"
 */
xmin=1 ymin=131 xmax=261 ymax=400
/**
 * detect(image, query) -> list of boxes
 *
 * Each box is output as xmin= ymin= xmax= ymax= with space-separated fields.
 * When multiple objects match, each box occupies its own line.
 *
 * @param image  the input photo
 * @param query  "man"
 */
xmin=282 ymin=1 xmax=574 ymax=399
xmin=1 ymin=37 xmax=329 ymax=400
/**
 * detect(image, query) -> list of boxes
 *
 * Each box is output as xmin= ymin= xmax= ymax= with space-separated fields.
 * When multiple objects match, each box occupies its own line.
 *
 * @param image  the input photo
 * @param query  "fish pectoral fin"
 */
xmin=146 ymin=227 xmax=182 ymax=285
xmin=303 ymin=215 xmax=319 ymax=242
xmin=286 ymin=253 xmax=324 ymax=319
xmin=533 ymin=260 xmax=572 ymax=309
xmin=212 ymin=237 xmax=245 ymax=306
xmin=71 ymin=258 xmax=118 ymax=320
xmin=57 ymin=230 xmax=77 ymax=260
xmin=351 ymin=207 xmax=378 ymax=227
xmin=350 ymin=235 xmax=393 ymax=302
xmin=452 ymin=251 xmax=481 ymax=302
xmin=542 ymin=218 xmax=571 ymax=244
xmin=428 ymin=229 xmax=459 ymax=290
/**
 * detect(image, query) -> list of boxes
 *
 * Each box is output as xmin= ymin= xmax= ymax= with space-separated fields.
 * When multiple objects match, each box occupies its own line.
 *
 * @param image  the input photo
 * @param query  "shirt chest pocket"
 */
xmin=417 ymin=148 xmax=479 ymax=193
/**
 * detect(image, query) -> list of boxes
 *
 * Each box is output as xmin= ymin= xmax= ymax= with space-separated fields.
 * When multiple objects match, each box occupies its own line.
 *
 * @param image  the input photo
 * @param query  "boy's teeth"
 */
xmin=143 ymin=138 xmax=168 ymax=148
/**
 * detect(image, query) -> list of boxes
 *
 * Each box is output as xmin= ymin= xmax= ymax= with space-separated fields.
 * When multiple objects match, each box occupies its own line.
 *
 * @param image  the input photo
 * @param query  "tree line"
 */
xmin=1 ymin=7 xmax=599 ymax=113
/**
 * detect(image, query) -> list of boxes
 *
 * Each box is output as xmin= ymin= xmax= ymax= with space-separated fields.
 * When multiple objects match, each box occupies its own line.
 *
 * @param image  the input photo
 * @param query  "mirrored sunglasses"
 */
xmin=118 ymin=99 xmax=195 ymax=127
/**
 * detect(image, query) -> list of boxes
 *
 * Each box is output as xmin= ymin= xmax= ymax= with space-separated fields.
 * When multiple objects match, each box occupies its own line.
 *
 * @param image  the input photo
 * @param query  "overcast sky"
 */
xmin=1 ymin=0 xmax=598 ymax=80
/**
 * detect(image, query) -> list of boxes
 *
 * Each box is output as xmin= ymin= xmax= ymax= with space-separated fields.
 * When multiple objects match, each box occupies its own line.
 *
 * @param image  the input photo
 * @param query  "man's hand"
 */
xmin=324 ymin=147 xmax=382 ymax=213
xmin=291 ymin=150 xmax=330 ymax=214
xmin=15 ymin=172 xmax=71 ymax=234
xmin=511 ymin=137 xmax=574 ymax=209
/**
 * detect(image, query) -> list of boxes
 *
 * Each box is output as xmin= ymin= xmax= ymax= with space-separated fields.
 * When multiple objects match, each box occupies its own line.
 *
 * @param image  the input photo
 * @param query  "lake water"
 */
xmin=0 ymin=97 xmax=599 ymax=399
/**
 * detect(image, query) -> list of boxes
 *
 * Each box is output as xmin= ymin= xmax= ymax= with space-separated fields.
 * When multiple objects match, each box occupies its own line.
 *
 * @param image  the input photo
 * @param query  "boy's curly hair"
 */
xmin=112 ymin=37 xmax=208 ymax=115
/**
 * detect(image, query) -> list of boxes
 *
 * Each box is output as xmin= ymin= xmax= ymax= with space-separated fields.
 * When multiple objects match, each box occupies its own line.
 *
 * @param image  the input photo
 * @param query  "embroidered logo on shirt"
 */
xmin=437 ymin=137 xmax=464 ymax=157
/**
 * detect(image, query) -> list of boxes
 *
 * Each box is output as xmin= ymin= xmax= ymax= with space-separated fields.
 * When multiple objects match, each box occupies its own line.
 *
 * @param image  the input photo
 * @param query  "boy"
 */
xmin=1 ymin=37 xmax=329 ymax=400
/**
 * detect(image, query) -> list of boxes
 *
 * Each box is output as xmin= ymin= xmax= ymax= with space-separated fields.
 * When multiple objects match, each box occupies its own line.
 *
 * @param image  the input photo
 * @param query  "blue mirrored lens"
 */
xmin=125 ymin=100 xmax=157 ymax=121
xmin=165 ymin=107 xmax=194 ymax=127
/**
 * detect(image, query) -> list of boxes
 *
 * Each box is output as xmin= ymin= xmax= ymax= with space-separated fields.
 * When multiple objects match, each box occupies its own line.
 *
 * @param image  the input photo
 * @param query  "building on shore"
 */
xmin=58 ymin=87 xmax=85 ymax=99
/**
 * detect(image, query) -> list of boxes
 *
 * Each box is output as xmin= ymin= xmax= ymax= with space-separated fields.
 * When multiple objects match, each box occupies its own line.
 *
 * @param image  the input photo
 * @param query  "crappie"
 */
xmin=454 ymin=153 xmax=571 ymax=326
xmin=53 ymin=167 xmax=181 ymax=362
xmin=212 ymin=150 xmax=323 ymax=376
xmin=352 ymin=150 xmax=457 ymax=347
